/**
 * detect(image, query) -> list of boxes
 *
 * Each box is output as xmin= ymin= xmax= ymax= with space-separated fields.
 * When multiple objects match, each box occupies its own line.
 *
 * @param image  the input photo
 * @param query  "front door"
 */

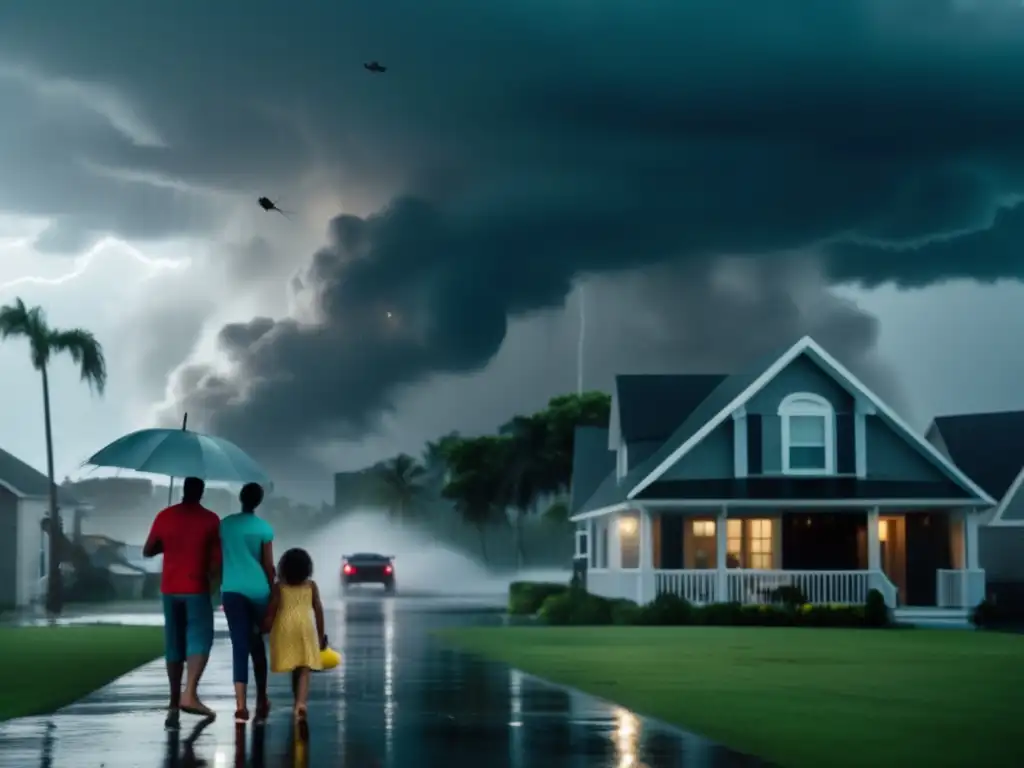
xmin=904 ymin=513 xmax=951 ymax=606
xmin=660 ymin=515 xmax=684 ymax=569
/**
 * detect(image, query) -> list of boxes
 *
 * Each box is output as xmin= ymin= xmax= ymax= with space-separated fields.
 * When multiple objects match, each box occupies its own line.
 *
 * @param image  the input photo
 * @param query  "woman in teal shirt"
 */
xmin=220 ymin=483 xmax=275 ymax=723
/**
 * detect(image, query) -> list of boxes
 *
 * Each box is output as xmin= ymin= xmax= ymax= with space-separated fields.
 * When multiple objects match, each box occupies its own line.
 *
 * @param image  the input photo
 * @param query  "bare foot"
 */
xmin=180 ymin=694 xmax=216 ymax=719
xmin=255 ymin=698 xmax=270 ymax=723
xmin=234 ymin=707 xmax=249 ymax=724
xmin=165 ymin=708 xmax=180 ymax=729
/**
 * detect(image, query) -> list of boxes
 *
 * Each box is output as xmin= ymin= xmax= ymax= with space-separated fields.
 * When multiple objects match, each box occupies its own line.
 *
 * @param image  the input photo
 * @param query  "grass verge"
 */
xmin=0 ymin=624 xmax=164 ymax=721
xmin=438 ymin=626 xmax=1024 ymax=768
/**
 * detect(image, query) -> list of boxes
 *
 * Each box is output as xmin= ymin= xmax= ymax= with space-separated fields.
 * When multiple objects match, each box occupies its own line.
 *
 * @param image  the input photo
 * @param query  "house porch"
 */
xmin=583 ymin=505 xmax=986 ymax=611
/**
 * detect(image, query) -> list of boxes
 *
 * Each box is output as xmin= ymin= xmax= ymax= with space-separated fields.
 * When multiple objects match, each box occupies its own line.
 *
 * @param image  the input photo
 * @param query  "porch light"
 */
xmin=618 ymin=516 xmax=639 ymax=536
xmin=878 ymin=519 xmax=888 ymax=543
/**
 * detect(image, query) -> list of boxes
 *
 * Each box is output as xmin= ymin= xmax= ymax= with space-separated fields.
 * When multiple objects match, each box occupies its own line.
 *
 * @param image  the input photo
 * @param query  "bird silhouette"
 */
xmin=364 ymin=61 xmax=387 ymax=73
xmin=257 ymin=196 xmax=291 ymax=219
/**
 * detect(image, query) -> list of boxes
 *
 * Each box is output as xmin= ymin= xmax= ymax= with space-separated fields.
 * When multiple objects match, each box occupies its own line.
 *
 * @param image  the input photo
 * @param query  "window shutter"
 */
xmin=747 ymin=414 xmax=763 ymax=475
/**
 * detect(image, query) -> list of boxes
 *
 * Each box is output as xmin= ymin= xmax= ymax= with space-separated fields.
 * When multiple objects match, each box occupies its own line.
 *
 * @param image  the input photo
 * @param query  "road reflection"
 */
xmin=0 ymin=599 xmax=771 ymax=767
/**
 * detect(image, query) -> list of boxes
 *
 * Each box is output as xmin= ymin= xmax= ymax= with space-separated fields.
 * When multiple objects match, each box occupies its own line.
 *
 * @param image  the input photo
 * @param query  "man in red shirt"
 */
xmin=144 ymin=476 xmax=222 ymax=724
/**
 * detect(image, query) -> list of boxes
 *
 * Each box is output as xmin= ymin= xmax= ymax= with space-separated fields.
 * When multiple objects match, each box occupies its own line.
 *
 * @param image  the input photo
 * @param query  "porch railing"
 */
xmin=655 ymin=570 xmax=718 ymax=604
xmin=936 ymin=569 xmax=986 ymax=609
xmin=727 ymin=570 xmax=870 ymax=605
xmin=653 ymin=569 xmax=873 ymax=606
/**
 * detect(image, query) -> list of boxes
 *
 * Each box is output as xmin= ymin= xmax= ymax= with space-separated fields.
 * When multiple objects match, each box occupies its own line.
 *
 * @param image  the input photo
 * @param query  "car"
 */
xmin=341 ymin=552 xmax=396 ymax=595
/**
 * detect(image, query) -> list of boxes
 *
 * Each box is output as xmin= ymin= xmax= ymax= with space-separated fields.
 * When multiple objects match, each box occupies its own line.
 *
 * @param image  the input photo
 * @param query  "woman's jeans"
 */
xmin=222 ymin=592 xmax=269 ymax=688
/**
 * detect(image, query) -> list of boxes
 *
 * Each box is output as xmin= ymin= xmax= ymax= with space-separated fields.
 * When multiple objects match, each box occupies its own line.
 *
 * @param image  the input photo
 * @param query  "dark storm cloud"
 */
xmin=5 ymin=0 xmax=1024 ymax=465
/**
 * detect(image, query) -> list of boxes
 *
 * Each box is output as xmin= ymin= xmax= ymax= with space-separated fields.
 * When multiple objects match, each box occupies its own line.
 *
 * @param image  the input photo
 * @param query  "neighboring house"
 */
xmin=569 ymin=336 xmax=995 ymax=622
xmin=927 ymin=411 xmax=1024 ymax=610
xmin=0 ymin=447 xmax=86 ymax=608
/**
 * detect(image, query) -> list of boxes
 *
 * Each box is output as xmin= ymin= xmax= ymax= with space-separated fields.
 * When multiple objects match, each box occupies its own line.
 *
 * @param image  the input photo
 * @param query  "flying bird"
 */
xmin=257 ymin=196 xmax=291 ymax=219
xmin=364 ymin=61 xmax=387 ymax=74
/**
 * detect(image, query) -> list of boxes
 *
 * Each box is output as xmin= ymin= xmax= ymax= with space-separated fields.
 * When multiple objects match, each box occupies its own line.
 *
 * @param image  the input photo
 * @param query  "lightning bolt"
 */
xmin=0 ymin=235 xmax=189 ymax=292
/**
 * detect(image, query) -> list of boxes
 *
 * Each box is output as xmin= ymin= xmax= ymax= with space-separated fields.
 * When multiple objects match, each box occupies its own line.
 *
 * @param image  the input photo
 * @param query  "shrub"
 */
xmin=538 ymin=590 xmax=615 ymax=625
xmin=610 ymin=598 xmax=642 ymax=626
xmin=636 ymin=592 xmax=693 ymax=625
xmin=864 ymin=588 xmax=890 ymax=628
xmin=768 ymin=585 xmax=807 ymax=608
xmin=972 ymin=598 xmax=1002 ymax=629
xmin=509 ymin=581 xmax=569 ymax=616
xmin=697 ymin=601 xmax=745 ymax=626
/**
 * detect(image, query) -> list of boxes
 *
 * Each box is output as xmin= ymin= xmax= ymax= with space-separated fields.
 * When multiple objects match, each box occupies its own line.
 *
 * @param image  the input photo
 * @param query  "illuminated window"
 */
xmin=727 ymin=519 xmax=743 ymax=568
xmin=619 ymin=512 xmax=640 ymax=569
xmin=878 ymin=519 xmax=888 ymax=543
xmin=749 ymin=519 xmax=773 ymax=570
xmin=779 ymin=393 xmax=835 ymax=475
xmin=692 ymin=520 xmax=716 ymax=537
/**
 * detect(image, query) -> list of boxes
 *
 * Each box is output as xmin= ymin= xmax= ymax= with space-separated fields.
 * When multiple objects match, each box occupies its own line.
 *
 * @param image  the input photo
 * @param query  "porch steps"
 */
xmin=893 ymin=607 xmax=973 ymax=629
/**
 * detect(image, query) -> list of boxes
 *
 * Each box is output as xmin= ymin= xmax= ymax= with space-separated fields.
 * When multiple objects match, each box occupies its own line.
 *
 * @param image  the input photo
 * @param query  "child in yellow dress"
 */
xmin=263 ymin=548 xmax=326 ymax=722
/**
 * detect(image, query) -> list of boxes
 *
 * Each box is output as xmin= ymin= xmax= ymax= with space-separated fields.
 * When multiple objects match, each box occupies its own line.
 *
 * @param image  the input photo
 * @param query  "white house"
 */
xmin=569 ymin=336 xmax=995 ymax=624
xmin=0 ymin=446 xmax=84 ymax=609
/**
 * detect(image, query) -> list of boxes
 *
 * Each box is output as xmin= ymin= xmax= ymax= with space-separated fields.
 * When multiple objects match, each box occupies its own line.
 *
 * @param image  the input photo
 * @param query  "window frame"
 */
xmin=574 ymin=528 xmax=589 ymax=559
xmin=748 ymin=518 xmax=774 ymax=570
xmin=779 ymin=392 xmax=836 ymax=476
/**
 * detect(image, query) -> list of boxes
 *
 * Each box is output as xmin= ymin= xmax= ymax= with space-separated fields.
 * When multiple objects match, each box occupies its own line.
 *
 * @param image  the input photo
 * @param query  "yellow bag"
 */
xmin=319 ymin=646 xmax=342 ymax=670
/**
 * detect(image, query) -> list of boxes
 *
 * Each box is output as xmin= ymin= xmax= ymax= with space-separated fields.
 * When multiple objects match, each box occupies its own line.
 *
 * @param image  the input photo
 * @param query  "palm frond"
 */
xmin=0 ymin=298 xmax=35 ymax=337
xmin=48 ymin=328 xmax=108 ymax=394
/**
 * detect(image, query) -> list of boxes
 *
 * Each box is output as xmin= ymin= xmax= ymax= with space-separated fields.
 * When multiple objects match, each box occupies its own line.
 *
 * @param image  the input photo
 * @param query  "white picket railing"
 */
xmin=655 ymin=570 xmax=718 ymax=604
xmin=648 ymin=569 xmax=873 ymax=606
xmin=936 ymin=569 xmax=986 ymax=609
xmin=727 ymin=570 xmax=870 ymax=605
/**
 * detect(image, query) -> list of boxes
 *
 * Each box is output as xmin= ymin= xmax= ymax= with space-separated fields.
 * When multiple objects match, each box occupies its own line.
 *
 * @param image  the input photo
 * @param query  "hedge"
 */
xmin=508 ymin=581 xmax=571 ymax=615
xmin=510 ymin=581 xmax=892 ymax=628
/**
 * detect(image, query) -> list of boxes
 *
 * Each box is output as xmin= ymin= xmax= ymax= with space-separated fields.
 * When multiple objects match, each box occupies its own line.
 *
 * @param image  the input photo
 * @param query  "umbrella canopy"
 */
xmin=86 ymin=428 xmax=272 ymax=486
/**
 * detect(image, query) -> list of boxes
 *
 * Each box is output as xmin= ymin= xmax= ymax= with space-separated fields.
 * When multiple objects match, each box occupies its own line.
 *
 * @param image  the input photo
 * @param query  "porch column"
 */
xmin=964 ymin=509 xmax=979 ymax=570
xmin=866 ymin=507 xmax=880 ymax=572
xmin=963 ymin=508 xmax=980 ymax=608
xmin=639 ymin=507 xmax=655 ymax=604
xmin=715 ymin=507 xmax=728 ymax=602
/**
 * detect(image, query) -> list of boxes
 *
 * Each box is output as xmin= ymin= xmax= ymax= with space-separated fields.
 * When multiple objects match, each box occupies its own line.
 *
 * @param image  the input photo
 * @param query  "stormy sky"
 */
xmin=2 ymin=0 xmax=1024 ymax=500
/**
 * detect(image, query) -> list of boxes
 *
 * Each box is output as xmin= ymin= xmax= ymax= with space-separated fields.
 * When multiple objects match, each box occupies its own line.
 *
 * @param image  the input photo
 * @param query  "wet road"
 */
xmin=0 ymin=596 xmax=768 ymax=767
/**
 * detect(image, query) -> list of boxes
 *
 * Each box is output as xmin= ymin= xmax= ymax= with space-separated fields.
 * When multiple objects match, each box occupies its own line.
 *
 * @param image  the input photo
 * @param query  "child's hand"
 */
xmin=319 ymin=633 xmax=329 ymax=651
xmin=261 ymin=615 xmax=273 ymax=633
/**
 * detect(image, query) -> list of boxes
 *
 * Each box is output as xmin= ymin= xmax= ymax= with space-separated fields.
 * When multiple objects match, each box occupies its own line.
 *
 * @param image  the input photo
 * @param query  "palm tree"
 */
xmin=0 ymin=298 xmax=107 ymax=615
xmin=369 ymin=454 xmax=428 ymax=525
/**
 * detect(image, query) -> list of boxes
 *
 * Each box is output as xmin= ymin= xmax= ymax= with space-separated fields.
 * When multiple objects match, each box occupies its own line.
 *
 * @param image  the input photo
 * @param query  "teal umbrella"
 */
xmin=86 ymin=427 xmax=272 ymax=486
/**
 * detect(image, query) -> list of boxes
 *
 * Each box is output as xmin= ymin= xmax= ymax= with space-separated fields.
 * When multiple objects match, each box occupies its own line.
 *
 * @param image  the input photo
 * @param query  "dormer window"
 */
xmin=779 ymin=393 xmax=835 ymax=475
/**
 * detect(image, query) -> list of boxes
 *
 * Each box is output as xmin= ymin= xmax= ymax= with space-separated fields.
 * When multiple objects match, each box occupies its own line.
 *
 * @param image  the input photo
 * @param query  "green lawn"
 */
xmin=0 ymin=625 xmax=164 ymax=721
xmin=439 ymin=626 xmax=1024 ymax=768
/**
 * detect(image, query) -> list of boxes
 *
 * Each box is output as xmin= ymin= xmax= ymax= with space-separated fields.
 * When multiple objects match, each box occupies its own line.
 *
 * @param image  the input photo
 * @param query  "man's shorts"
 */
xmin=162 ymin=593 xmax=214 ymax=662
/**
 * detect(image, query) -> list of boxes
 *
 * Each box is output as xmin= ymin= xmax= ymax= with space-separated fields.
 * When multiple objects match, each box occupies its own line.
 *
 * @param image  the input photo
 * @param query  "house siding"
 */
xmin=865 ymin=416 xmax=950 ymax=483
xmin=0 ymin=488 xmax=17 ymax=607
xmin=16 ymin=499 xmax=46 ymax=607
xmin=999 ymin=483 xmax=1024 ymax=522
xmin=745 ymin=355 xmax=855 ymax=475
xmin=979 ymin=527 xmax=1024 ymax=582
xmin=660 ymin=421 xmax=734 ymax=480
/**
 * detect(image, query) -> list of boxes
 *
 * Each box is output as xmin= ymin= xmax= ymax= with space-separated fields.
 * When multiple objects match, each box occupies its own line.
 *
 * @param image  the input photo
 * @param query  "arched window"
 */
xmin=779 ymin=393 xmax=835 ymax=475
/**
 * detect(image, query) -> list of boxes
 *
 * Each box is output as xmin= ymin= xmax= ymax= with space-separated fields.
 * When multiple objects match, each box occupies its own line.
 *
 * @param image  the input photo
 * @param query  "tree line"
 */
xmin=353 ymin=391 xmax=611 ymax=565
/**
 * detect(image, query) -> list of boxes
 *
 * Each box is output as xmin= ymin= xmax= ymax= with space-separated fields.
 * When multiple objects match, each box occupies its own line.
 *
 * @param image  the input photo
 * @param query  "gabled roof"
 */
xmin=931 ymin=410 xmax=1024 ymax=527
xmin=930 ymin=412 xmax=1024 ymax=499
xmin=569 ymin=427 xmax=615 ymax=513
xmin=615 ymin=375 xmax=726 ymax=443
xmin=0 ymin=446 xmax=80 ymax=505
xmin=628 ymin=336 xmax=994 ymax=505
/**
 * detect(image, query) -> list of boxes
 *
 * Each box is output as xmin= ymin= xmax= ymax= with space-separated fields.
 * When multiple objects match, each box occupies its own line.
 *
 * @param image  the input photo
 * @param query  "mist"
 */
xmin=284 ymin=510 xmax=571 ymax=600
